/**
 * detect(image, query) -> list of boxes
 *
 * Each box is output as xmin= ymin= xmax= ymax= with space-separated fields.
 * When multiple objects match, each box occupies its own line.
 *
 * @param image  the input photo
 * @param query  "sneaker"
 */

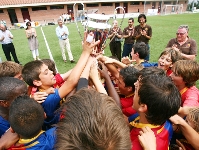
xmin=64 ymin=60 xmax=67 ymax=63
xmin=70 ymin=60 xmax=75 ymax=63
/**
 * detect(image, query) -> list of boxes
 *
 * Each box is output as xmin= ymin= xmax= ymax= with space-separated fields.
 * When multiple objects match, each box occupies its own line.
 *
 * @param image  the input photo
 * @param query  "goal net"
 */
xmin=163 ymin=4 xmax=183 ymax=15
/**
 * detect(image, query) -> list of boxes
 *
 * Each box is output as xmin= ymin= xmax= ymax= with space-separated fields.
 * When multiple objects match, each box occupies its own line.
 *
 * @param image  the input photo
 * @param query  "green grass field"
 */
xmin=0 ymin=13 xmax=199 ymax=74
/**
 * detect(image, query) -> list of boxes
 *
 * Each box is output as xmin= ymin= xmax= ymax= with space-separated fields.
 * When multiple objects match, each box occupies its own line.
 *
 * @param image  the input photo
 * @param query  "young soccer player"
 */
xmin=130 ymin=67 xmax=181 ymax=150
xmin=0 ymin=77 xmax=27 ymax=137
xmin=22 ymin=35 xmax=100 ymax=129
xmin=170 ymin=60 xmax=199 ymax=106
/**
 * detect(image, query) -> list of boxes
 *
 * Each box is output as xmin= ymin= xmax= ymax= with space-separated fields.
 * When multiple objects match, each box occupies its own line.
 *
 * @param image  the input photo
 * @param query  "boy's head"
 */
xmin=22 ymin=60 xmax=56 ymax=87
xmin=55 ymin=88 xmax=131 ymax=150
xmin=0 ymin=61 xmax=23 ymax=80
xmin=186 ymin=108 xmax=199 ymax=132
xmin=42 ymin=59 xmax=57 ymax=75
xmin=9 ymin=95 xmax=44 ymax=139
xmin=117 ymin=66 xmax=139 ymax=96
xmin=133 ymin=68 xmax=181 ymax=125
xmin=158 ymin=48 xmax=182 ymax=71
xmin=131 ymin=42 xmax=148 ymax=60
xmin=171 ymin=60 xmax=199 ymax=88
xmin=0 ymin=77 xmax=27 ymax=108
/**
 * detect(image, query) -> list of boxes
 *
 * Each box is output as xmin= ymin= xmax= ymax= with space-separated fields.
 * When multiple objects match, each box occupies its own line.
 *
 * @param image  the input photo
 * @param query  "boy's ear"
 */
xmin=127 ymin=86 xmax=132 ymax=92
xmin=10 ymin=127 xmax=15 ymax=133
xmin=169 ymin=64 xmax=173 ymax=68
xmin=33 ymin=80 xmax=42 ymax=87
xmin=138 ymin=104 xmax=147 ymax=113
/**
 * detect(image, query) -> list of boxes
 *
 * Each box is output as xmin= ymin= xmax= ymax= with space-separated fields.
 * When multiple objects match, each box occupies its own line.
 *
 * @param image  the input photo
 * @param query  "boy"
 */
xmin=22 ymin=35 xmax=100 ymax=129
xmin=130 ymin=67 xmax=181 ymax=150
xmin=8 ymin=95 xmax=56 ymax=149
xmin=0 ymin=77 xmax=27 ymax=137
xmin=55 ymin=88 xmax=131 ymax=150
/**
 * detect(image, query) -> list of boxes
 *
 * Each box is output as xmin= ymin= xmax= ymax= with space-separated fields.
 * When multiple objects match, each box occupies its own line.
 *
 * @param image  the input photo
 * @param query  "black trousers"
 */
xmin=2 ymin=43 xmax=20 ymax=63
xmin=109 ymin=41 xmax=121 ymax=61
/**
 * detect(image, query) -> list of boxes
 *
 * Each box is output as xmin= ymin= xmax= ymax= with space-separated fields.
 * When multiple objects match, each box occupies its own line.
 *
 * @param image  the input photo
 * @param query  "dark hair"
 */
xmin=138 ymin=75 xmax=181 ymax=125
xmin=0 ymin=61 xmax=23 ymax=78
xmin=137 ymin=67 xmax=166 ymax=78
xmin=173 ymin=60 xmax=199 ymax=88
xmin=26 ymin=21 xmax=31 ymax=30
xmin=119 ymin=66 xmax=139 ymax=92
xmin=129 ymin=18 xmax=134 ymax=22
xmin=0 ymin=77 xmax=27 ymax=103
xmin=138 ymin=14 xmax=147 ymax=23
xmin=55 ymin=88 xmax=131 ymax=150
xmin=133 ymin=42 xmax=148 ymax=59
xmin=42 ymin=59 xmax=57 ymax=75
xmin=9 ymin=95 xmax=44 ymax=138
xmin=22 ymin=60 xmax=44 ymax=86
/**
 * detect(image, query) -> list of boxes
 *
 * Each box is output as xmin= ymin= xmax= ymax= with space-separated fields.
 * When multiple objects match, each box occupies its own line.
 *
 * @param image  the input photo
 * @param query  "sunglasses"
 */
xmin=176 ymin=32 xmax=185 ymax=36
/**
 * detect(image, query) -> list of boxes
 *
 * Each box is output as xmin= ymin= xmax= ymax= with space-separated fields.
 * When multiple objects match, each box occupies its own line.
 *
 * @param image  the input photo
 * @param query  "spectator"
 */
xmin=55 ymin=18 xmax=75 ymax=63
xmin=0 ymin=24 xmax=21 ymax=65
xmin=166 ymin=25 xmax=197 ymax=60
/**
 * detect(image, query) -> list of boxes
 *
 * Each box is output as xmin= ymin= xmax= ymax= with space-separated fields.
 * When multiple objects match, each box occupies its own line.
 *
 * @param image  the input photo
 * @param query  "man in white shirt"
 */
xmin=0 ymin=24 xmax=21 ymax=64
xmin=55 ymin=19 xmax=75 ymax=63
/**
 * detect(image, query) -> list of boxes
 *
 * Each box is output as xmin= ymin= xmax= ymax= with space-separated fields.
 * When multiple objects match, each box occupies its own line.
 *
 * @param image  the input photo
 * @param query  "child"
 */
xmin=130 ymin=67 xmax=181 ymax=150
xmin=55 ymin=88 xmax=131 ymax=150
xmin=22 ymin=35 xmax=100 ymax=129
xmin=8 ymin=95 xmax=56 ymax=149
xmin=158 ymin=47 xmax=182 ymax=76
xmin=0 ymin=61 xmax=23 ymax=80
xmin=170 ymin=60 xmax=199 ymax=107
xmin=0 ymin=77 xmax=27 ymax=137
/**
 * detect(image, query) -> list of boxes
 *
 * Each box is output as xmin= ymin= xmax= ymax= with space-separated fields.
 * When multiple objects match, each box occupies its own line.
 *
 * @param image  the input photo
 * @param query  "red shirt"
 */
xmin=181 ymin=86 xmax=199 ymax=107
xmin=120 ymin=95 xmax=137 ymax=117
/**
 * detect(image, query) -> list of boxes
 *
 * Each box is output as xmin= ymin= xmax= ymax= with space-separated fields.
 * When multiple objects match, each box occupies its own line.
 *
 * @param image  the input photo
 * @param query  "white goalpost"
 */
xmin=163 ymin=4 xmax=183 ymax=15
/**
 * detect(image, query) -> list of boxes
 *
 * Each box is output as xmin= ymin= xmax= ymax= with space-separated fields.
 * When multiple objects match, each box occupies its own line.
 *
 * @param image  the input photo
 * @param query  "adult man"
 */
xmin=166 ymin=25 xmax=197 ymax=60
xmin=55 ymin=19 xmax=75 ymax=63
xmin=108 ymin=20 xmax=123 ymax=61
xmin=122 ymin=18 xmax=135 ymax=58
xmin=0 ymin=24 xmax=21 ymax=64
xmin=134 ymin=14 xmax=152 ymax=61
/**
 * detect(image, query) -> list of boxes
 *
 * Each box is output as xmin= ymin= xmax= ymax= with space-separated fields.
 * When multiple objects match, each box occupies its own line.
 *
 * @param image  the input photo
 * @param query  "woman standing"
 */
xmin=25 ymin=22 xmax=40 ymax=60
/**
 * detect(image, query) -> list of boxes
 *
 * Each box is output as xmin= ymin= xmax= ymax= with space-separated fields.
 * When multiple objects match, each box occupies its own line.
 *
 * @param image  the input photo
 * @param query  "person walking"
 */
xmin=0 ymin=24 xmax=21 ymax=64
xmin=25 ymin=21 xmax=40 ymax=60
xmin=55 ymin=19 xmax=75 ymax=63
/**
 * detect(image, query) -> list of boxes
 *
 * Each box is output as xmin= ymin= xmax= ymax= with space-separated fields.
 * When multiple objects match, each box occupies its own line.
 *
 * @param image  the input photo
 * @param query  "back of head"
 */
xmin=133 ymin=42 xmax=148 ymax=59
xmin=22 ymin=60 xmax=44 ymax=86
xmin=138 ymin=73 xmax=181 ymax=125
xmin=42 ymin=59 xmax=57 ymax=75
xmin=138 ymin=67 xmax=165 ymax=78
xmin=159 ymin=48 xmax=182 ymax=64
xmin=187 ymin=107 xmax=199 ymax=132
xmin=9 ymin=95 xmax=44 ymax=139
xmin=0 ymin=77 xmax=27 ymax=103
xmin=55 ymin=88 xmax=131 ymax=150
xmin=172 ymin=60 xmax=199 ymax=88
xmin=0 ymin=61 xmax=22 ymax=78
xmin=120 ymin=66 xmax=139 ymax=91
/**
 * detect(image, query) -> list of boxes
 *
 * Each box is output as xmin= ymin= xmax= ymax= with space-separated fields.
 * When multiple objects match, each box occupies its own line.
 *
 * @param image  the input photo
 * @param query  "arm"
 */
xmin=60 ymin=69 xmax=72 ymax=81
xmin=76 ymin=56 xmax=95 ymax=91
xmin=89 ymin=62 xmax=107 ymax=95
xmin=105 ymin=57 xmax=127 ymax=69
xmin=8 ymin=31 xmax=13 ymax=39
xmin=33 ymin=28 xmax=37 ymax=37
xmin=58 ymin=32 xmax=100 ymax=98
xmin=170 ymin=114 xmax=199 ymax=150
xmin=0 ymin=35 xmax=4 ymax=41
xmin=98 ymin=62 xmax=121 ymax=108
xmin=25 ymin=30 xmax=31 ymax=39
xmin=0 ymin=128 xmax=19 ymax=149
xmin=180 ymin=53 xmax=195 ymax=60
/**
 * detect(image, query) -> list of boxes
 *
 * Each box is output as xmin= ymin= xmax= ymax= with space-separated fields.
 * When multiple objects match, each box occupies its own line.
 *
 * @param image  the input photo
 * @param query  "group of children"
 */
xmin=0 ymin=30 xmax=199 ymax=150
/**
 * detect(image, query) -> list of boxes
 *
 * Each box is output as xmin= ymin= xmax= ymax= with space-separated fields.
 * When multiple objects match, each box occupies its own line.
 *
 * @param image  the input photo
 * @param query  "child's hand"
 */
xmin=98 ymin=61 xmax=109 ymax=79
xmin=89 ymin=62 xmax=99 ymax=80
xmin=0 ymin=128 xmax=19 ymax=149
xmin=45 ymin=87 xmax=55 ymax=95
xmin=138 ymin=126 xmax=156 ymax=150
xmin=169 ymin=114 xmax=184 ymax=125
xmin=104 ymin=57 xmax=116 ymax=64
xmin=32 ymin=92 xmax=48 ymax=103
xmin=121 ymin=56 xmax=133 ymax=65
